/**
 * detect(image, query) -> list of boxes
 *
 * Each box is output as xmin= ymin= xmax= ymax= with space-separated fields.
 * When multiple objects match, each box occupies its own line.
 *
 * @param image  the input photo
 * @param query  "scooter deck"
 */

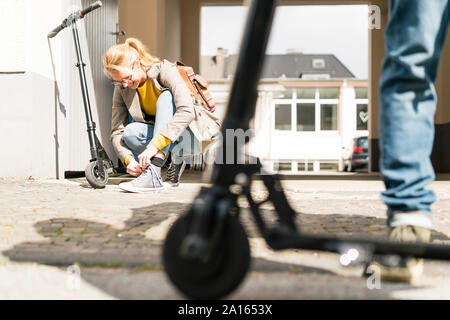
xmin=263 ymin=226 xmax=450 ymax=261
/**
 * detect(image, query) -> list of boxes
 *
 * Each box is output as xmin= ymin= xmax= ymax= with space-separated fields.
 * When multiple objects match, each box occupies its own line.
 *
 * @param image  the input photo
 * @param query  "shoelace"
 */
xmin=148 ymin=164 xmax=163 ymax=187
xmin=134 ymin=164 xmax=163 ymax=187
xmin=166 ymin=163 xmax=177 ymax=181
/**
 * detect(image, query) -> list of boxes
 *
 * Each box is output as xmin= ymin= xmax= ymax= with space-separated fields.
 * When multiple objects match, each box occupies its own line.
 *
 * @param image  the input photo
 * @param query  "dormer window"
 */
xmin=312 ymin=59 xmax=325 ymax=69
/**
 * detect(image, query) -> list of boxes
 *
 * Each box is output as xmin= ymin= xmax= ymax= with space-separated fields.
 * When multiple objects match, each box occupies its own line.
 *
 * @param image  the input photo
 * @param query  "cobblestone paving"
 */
xmin=1 ymin=171 xmax=450 ymax=299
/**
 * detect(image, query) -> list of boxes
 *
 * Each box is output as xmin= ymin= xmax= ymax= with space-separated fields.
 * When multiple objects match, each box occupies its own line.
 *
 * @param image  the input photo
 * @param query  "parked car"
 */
xmin=344 ymin=136 xmax=369 ymax=172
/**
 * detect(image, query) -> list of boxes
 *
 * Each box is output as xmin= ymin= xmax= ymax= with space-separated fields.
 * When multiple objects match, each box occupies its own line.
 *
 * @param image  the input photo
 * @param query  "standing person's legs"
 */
xmin=380 ymin=0 xmax=449 ymax=229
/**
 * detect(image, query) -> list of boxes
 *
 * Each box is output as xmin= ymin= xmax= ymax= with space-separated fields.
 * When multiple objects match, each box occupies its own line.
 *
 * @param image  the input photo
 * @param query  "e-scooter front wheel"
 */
xmin=85 ymin=160 xmax=108 ymax=189
xmin=163 ymin=210 xmax=251 ymax=299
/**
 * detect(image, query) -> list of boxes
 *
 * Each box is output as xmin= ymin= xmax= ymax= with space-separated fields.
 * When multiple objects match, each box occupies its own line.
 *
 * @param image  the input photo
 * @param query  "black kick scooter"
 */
xmin=48 ymin=1 xmax=115 ymax=189
xmin=162 ymin=0 xmax=450 ymax=299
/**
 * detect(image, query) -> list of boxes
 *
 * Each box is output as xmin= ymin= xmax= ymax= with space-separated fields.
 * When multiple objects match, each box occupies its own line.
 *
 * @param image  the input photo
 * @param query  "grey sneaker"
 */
xmin=365 ymin=226 xmax=431 ymax=283
xmin=119 ymin=164 xmax=165 ymax=193
xmin=166 ymin=159 xmax=186 ymax=187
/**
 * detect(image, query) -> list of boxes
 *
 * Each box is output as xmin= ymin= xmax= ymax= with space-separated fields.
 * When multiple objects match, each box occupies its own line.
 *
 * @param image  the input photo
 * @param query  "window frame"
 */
xmin=272 ymin=88 xmax=339 ymax=134
xmin=312 ymin=58 xmax=325 ymax=69
xmin=274 ymin=103 xmax=293 ymax=131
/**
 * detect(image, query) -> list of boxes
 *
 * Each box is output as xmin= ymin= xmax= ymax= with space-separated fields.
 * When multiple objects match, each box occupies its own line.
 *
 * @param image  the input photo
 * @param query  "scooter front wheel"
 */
xmin=163 ymin=210 xmax=251 ymax=299
xmin=85 ymin=161 xmax=108 ymax=189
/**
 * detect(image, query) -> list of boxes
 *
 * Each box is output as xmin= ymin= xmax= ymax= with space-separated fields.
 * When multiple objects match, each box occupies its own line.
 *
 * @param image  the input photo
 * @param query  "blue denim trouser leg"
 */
xmin=380 ymin=0 xmax=449 ymax=228
xmin=122 ymin=90 xmax=200 ymax=165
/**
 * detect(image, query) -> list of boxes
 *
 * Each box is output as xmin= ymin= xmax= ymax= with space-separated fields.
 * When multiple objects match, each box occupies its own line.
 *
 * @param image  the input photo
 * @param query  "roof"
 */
xmin=200 ymin=53 xmax=356 ymax=80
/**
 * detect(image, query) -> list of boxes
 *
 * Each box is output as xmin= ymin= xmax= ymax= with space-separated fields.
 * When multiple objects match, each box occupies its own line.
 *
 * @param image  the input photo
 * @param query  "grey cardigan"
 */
xmin=110 ymin=59 xmax=221 ymax=163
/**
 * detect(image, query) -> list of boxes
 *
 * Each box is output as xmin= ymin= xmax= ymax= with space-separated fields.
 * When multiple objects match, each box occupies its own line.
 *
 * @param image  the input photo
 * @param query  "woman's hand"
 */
xmin=138 ymin=144 xmax=162 ymax=170
xmin=126 ymin=159 xmax=143 ymax=177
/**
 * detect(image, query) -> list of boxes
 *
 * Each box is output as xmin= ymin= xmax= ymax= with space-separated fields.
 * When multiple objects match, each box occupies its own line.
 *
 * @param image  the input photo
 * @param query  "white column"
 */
xmin=340 ymin=81 xmax=356 ymax=171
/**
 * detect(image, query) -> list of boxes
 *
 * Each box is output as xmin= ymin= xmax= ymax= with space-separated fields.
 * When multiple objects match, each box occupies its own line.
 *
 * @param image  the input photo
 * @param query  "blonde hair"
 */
xmin=102 ymin=38 xmax=161 ymax=75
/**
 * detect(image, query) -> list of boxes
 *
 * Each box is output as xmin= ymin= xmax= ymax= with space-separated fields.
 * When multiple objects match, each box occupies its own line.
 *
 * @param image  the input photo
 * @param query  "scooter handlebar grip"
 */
xmin=80 ymin=1 xmax=102 ymax=16
xmin=48 ymin=24 xmax=64 ymax=38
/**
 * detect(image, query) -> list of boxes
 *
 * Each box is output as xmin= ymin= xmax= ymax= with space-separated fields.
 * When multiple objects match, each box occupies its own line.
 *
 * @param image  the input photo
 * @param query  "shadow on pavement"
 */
xmin=3 ymin=202 xmax=449 ymax=299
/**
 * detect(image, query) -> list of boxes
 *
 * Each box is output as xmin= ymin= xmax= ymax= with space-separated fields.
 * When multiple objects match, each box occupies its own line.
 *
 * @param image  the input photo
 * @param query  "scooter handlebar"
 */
xmin=80 ymin=1 xmax=102 ymax=17
xmin=47 ymin=1 xmax=102 ymax=38
xmin=48 ymin=24 xmax=65 ymax=38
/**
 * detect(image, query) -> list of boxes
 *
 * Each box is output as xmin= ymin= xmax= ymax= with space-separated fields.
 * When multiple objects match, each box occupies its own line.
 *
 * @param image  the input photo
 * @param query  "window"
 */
xmin=275 ymin=104 xmax=291 ymax=130
xmin=298 ymin=161 xmax=314 ymax=171
xmin=356 ymin=104 xmax=368 ymax=130
xmin=321 ymin=104 xmax=338 ymax=130
xmin=297 ymin=103 xmax=315 ymax=131
xmin=355 ymin=87 xmax=368 ymax=99
xmin=318 ymin=88 xmax=339 ymax=131
xmin=273 ymin=90 xmax=293 ymax=99
xmin=319 ymin=88 xmax=339 ymax=99
xmin=296 ymin=88 xmax=315 ymax=99
xmin=278 ymin=162 xmax=292 ymax=171
xmin=273 ymin=87 xmax=341 ymax=132
xmin=320 ymin=162 xmax=339 ymax=171
xmin=312 ymin=59 xmax=325 ymax=69
xmin=273 ymin=87 xmax=342 ymax=133
xmin=355 ymin=87 xmax=368 ymax=131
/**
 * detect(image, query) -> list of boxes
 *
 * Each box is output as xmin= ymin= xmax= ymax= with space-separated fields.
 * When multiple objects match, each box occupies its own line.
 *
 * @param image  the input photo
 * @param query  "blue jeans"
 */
xmin=121 ymin=90 xmax=200 ymax=165
xmin=380 ymin=0 xmax=449 ymax=228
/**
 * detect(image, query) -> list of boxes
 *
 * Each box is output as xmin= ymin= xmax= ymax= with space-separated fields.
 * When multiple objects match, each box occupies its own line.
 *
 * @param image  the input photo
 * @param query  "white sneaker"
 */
xmin=119 ymin=164 xmax=165 ymax=193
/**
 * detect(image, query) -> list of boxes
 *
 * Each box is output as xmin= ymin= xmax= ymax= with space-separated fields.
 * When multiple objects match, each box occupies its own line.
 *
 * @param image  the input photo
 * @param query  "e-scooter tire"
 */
xmin=163 ymin=210 xmax=251 ymax=299
xmin=85 ymin=160 xmax=108 ymax=189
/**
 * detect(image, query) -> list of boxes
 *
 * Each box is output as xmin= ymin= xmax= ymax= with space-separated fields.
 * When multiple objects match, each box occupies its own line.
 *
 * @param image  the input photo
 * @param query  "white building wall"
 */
xmin=247 ymin=91 xmax=272 ymax=160
xmin=340 ymin=81 xmax=357 ymax=161
xmin=0 ymin=0 xmax=64 ymax=178
xmin=270 ymin=133 xmax=342 ymax=160
xmin=0 ymin=0 xmax=116 ymax=179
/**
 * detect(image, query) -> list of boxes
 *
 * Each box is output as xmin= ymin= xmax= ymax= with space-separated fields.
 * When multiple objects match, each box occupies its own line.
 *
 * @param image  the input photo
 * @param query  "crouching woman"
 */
xmin=103 ymin=38 xmax=220 ymax=193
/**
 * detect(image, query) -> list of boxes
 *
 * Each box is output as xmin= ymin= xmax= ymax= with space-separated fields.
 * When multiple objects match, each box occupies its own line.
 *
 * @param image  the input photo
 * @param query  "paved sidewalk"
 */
xmin=0 ymin=171 xmax=450 ymax=299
